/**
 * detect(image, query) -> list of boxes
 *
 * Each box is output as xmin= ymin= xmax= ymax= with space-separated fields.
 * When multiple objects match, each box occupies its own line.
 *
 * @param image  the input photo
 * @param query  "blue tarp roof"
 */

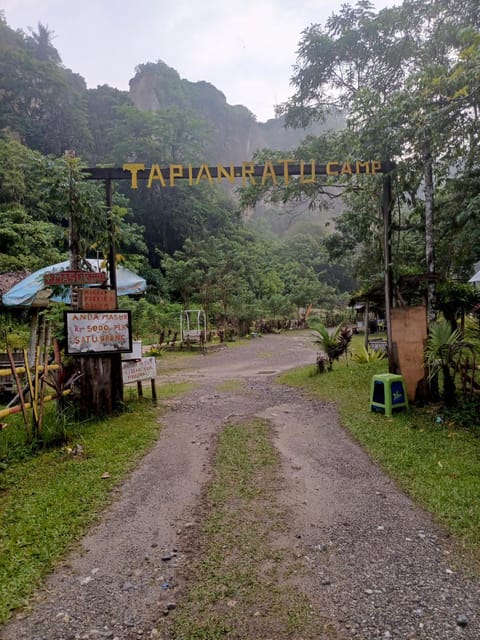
xmin=2 ymin=259 xmax=146 ymax=307
xmin=469 ymin=269 xmax=480 ymax=284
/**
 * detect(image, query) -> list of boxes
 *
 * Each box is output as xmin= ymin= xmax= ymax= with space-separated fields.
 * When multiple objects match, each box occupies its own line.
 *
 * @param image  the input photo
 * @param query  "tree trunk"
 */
xmin=423 ymin=139 xmax=436 ymax=325
xmin=382 ymin=173 xmax=395 ymax=372
xmin=363 ymin=300 xmax=369 ymax=351
xmin=442 ymin=365 xmax=457 ymax=407
xmin=78 ymin=355 xmax=116 ymax=419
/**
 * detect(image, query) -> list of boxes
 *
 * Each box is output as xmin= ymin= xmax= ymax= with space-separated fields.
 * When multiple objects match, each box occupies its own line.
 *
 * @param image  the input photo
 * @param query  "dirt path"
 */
xmin=1 ymin=332 xmax=480 ymax=639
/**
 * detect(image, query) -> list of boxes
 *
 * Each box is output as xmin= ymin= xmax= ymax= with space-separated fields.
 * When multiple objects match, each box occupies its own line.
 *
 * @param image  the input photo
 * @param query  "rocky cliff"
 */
xmin=129 ymin=61 xmax=342 ymax=164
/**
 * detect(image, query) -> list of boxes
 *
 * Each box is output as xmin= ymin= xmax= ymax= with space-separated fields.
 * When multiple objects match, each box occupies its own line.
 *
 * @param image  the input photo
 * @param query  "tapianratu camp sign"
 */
xmin=78 ymin=158 xmax=396 ymax=417
xmin=84 ymin=160 xmax=394 ymax=188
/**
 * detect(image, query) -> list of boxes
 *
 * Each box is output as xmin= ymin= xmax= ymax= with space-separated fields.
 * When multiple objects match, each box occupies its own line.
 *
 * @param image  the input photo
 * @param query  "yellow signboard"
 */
xmin=121 ymin=160 xmax=385 ymax=189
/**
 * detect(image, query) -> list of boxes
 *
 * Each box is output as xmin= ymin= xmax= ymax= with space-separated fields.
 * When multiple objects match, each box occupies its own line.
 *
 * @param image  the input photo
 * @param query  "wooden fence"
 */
xmin=0 ymin=347 xmax=76 ymax=441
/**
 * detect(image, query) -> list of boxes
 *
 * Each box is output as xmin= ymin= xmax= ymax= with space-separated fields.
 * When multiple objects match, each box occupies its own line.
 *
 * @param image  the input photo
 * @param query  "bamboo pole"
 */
xmin=0 ymin=364 xmax=60 ymax=378
xmin=33 ymin=345 xmax=41 ymax=425
xmin=23 ymin=348 xmax=39 ymax=427
xmin=6 ymin=349 xmax=30 ymax=437
xmin=0 ymin=390 xmax=72 ymax=420
xmin=38 ymin=344 xmax=50 ymax=432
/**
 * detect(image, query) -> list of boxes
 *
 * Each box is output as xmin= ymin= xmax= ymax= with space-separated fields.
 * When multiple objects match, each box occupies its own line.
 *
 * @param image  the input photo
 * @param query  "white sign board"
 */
xmin=122 ymin=357 xmax=157 ymax=384
xmin=65 ymin=311 xmax=132 ymax=355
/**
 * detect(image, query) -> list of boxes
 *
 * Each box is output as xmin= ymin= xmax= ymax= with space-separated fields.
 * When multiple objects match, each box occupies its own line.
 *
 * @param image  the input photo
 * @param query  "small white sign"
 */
xmin=122 ymin=340 xmax=142 ymax=361
xmin=122 ymin=357 xmax=157 ymax=384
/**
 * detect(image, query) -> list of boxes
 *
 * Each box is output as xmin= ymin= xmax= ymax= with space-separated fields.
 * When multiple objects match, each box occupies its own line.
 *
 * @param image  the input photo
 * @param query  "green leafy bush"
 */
xmin=351 ymin=345 xmax=386 ymax=363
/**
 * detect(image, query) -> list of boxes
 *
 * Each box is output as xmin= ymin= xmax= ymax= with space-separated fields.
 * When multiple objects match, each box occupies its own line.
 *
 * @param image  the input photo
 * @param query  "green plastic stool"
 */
xmin=370 ymin=373 xmax=409 ymax=417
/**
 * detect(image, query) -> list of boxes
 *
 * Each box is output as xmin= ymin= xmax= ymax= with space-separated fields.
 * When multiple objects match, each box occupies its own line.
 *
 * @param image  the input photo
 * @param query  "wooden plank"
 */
xmin=44 ymin=270 xmax=106 ymax=286
xmin=82 ymin=161 xmax=396 ymax=182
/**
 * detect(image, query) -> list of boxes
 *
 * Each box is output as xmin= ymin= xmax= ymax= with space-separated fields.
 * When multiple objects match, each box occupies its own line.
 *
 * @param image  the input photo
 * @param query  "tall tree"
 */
xmin=277 ymin=0 xmax=480 ymax=318
xmin=26 ymin=22 xmax=61 ymax=64
xmin=0 ymin=18 xmax=92 ymax=156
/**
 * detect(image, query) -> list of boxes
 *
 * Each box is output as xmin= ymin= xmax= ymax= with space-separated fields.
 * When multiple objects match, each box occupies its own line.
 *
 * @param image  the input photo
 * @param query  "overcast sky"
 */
xmin=3 ymin=0 xmax=398 ymax=122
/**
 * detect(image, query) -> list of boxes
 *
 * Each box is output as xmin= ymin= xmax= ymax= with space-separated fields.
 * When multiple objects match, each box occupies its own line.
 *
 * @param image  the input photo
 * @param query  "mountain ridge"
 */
xmin=128 ymin=61 xmax=343 ymax=164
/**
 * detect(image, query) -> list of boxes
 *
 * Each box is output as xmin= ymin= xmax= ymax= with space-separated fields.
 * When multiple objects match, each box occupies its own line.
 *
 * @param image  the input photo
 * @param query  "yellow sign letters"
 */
xmin=122 ymin=160 xmax=384 ymax=189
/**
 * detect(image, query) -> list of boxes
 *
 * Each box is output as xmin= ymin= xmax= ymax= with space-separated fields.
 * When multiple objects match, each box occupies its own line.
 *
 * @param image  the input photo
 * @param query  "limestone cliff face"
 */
xmin=129 ymin=61 xmax=340 ymax=164
xmin=129 ymin=73 xmax=162 ymax=112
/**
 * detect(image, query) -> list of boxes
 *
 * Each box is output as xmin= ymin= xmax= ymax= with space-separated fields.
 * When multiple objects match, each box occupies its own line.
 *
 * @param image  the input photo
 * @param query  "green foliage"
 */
xmin=0 ymin=139 xmax=66 ymax=271
xmin=87 ymin=85 xmax=132 ymax=162
xmin=269 ymin=1 xmax=480 ymax=287
xmin=161 ymin=227 xmax=345 ymax=333
xmin=424 ymin=319 xmax=475 ymax=405
xmin=351 ymin=344 xmax=387 ymax=363
xmin=0 ymin=399 xmax=162 ymax=623
xmin=441 ymin=398 xmax=480 ymax=434
xmin=425 ymin=321 xmax=465 ymax=375
xmin=4 ymin=3 xmax=480 ymax=343
xmin=0 ymin=12 xmax=357 ymax=333
xmin=0 ymin=138 xmax=147 ymax=273
xmin=118 ymin=297 xmax=182 ymax=342
xmin=0 ymin=19 xmax=92 ymax=157
xmin=0 ymin=316 xmax=30 ymax=351
xmin=435 ymin=281 xmax=480 ymax=330
xmin=310 ymin=321 xmax=352 ymax=370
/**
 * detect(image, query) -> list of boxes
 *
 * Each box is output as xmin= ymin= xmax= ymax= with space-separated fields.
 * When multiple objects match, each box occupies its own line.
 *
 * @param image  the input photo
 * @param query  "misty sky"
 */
xmin=3 ymin=0 xmax=398 ymax=122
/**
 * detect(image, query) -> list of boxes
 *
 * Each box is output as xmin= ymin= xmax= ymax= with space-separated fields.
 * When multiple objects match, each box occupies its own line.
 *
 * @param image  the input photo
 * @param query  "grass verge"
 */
xmin=163 ymin=419 xmax=336 ymax=640
xmin=0 ymin=381 xmax=193 ymax=625
xmin=279 ymin=357 xmax=480 ymax=555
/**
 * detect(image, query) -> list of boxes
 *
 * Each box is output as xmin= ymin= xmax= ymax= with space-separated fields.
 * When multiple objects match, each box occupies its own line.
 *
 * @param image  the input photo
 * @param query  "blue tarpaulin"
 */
xmin=2 ymin=259 xmax=146 ymax=307
xmin=469 ymin=269 xmax=480 ymax=284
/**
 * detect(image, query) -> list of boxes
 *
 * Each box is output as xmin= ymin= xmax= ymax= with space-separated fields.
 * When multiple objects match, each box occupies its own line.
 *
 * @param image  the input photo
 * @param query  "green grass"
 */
xmin=123 ymin=380 xmax=195 ymax=402
xmin=0 ymin=382 xmax=191 ymax=624
xmin=164 ymin=419 xmax=336 ymax=640
xmin=279 ymin=351 xmax=480 ymax=555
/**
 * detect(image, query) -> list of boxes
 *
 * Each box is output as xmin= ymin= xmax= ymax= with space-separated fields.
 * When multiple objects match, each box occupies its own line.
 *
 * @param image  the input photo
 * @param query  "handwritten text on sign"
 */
xmin=65 ymin=311 xmax=132 ymax=355
xmin=44 ymin=270 xmax=107 ymax=286
xmin=122 ymin=357 xmax=157 ymax=384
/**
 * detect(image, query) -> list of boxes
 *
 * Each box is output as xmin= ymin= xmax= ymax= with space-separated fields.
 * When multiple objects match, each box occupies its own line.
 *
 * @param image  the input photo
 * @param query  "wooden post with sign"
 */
xmin=122 ymin=355 xmax=157 ymax=403
xmin=66 ymin=308 xmax=131 ymax=418
xmin=66 ymin=165 xmax=126 ymax=418
xmin=106 ymin=177 xmax=124 ymax=412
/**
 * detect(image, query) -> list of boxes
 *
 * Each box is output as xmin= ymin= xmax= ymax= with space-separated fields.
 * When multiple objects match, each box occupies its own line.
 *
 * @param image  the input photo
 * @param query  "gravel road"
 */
xmin=1 ymin=331 xmax=479 ymax=639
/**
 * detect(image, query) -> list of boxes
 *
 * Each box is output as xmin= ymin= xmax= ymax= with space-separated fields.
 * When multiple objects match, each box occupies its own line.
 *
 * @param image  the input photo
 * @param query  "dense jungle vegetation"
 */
xmin=1 ymin=1 xmax=480 ymax=340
